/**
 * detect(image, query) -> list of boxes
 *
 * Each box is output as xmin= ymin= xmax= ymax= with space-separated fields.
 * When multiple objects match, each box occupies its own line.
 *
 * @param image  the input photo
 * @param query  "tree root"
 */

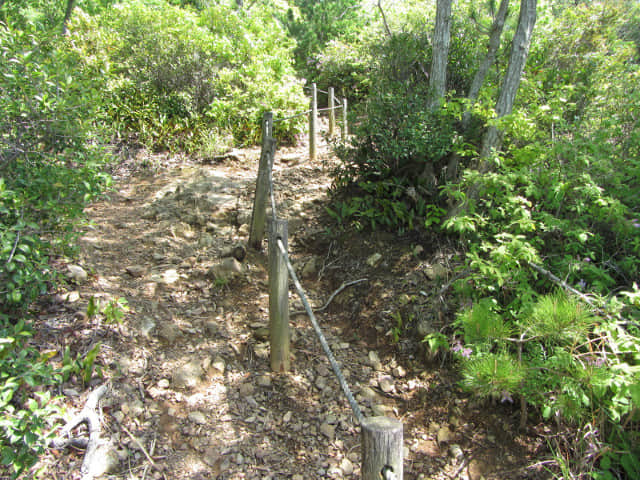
xmin=51 ymin=384 xmax=110 ymax=480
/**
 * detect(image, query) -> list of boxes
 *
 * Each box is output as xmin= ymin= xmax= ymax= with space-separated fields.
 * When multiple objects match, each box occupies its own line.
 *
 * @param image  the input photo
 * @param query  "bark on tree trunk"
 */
xmin=429 ymin=0 xmax=452 ymax=109
xmin=62 ymin=0 xmax=76 ymax=35
xmin=479 ymin=0 xmax=537 ymax=168
xmin=447 ymin=0 xmax=536 ymax=217
xmin=462 ymin=0 xmax=511 ymax=130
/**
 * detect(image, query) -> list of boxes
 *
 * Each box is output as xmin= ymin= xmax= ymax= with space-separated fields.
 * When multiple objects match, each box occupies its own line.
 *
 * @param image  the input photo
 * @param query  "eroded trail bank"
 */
xmin=37 ymin=144 xmax=548 ymax=480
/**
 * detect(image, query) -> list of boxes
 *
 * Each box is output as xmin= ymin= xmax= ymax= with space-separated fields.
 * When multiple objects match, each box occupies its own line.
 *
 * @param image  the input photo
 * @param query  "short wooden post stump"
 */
xmin=361 ymin=416 xmax=403 ymax=480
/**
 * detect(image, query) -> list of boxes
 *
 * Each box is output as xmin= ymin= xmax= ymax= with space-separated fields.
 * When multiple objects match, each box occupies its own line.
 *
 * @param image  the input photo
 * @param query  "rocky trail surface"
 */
xmin=35 ymin=134 xmax=550 ymax=480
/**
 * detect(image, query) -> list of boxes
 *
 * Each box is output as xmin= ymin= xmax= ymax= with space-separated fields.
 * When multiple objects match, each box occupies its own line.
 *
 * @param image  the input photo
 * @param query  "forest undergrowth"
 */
xmin=1 ymin=0 xmax=639 ymax=479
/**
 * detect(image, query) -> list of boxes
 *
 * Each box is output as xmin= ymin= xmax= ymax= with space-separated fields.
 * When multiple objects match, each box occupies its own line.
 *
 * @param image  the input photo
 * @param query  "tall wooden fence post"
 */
xmin=249 ymin=112 xmax=274 ymax=250
xmin=328 ymin=87 xmax=335 ymax=137
xmin=342 ymin=97 xmax=348 ymax=142
xmin=309 ymin=83 xmax=317 ymax=162
xmin=268 ymin=218 xmax=290 ymax=372
xmin=361 ymin=417 xmax=403 ymax=480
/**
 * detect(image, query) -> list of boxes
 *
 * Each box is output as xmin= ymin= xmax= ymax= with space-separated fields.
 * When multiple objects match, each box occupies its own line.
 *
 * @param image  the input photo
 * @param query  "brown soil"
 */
xmin=31 ymin=133 xmax=552 ymax=479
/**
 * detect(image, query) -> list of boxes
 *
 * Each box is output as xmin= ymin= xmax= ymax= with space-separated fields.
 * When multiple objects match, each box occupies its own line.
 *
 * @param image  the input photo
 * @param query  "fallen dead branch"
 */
xmin=291 ymin=278 xmax=368 ymax=316
xmin=529 ymin=261 xmax=640 ymax=324
xmin=528 ymin=262 xmax=598 ymax=308
xmin=121 ymin=422 xmax=157 ymax=468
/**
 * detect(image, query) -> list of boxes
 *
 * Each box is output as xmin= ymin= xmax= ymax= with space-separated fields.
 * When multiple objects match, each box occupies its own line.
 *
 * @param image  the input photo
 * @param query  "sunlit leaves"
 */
xmin=66 ymin=0 xmax=306 ymax=151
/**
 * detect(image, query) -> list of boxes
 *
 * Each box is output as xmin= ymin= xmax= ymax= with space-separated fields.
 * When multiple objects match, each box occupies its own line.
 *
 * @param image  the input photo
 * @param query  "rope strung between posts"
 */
xmin=303 ymin=85 xmax=330 ymax=95
xmin=275 ymin=237 xmax=365 ymax=425
xmin=266 ymin=118 xmax=363 ymax=421
xmin=265 ymin=128 xmax=364 ymax=424
xmin=273 ymin=110 xmax=313 ymax=124
xmin=273 ymin=104 xmax=341 ymax=122
xmin=316 ymin=105 xmax=341 ymax=113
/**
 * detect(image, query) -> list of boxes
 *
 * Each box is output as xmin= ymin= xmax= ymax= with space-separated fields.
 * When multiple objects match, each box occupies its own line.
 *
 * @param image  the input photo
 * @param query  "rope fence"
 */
xmin=272 ymin=109 xmax=312 ymax=124
xmin=316 ymin=106 xmax=341 ymax=113
xmin=247 ymin=84 xmax=404 ymax=480
xmin=275 ymin=236 xmax=365 ymax=424
xmin=304 ymin=85 xmax=329 ymax=95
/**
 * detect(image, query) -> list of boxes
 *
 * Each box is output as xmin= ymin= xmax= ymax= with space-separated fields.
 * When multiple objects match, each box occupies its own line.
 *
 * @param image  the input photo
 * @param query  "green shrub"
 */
xmin=282 ymin=0 xmax=368 ymax=81
xmin=0 ymin=22 xmax=110 ymax=316
xmin=313 ymin=37 xmax=373 ymax=104
xmin=0 ymin=319 xmax=61 ymax=478
xmin=452 ymin=291 xmax=640 ymax=478
xmin=0 ymin=16 xmax=109 ymax=477
xmin=329 ymin=90 xmax=461 ymax=233
xmin=68 ymin=0 xmax=306 ymax=152
xmin=325 ymin=16 xmax=491 ymax=233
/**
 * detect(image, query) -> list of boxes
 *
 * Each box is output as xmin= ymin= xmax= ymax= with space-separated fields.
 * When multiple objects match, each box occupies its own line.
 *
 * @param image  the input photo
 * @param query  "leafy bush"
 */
xmin=325 ymin=15 xmax=491 ymax=233
xmin=283 ymin=0 xmax=368 ymax=81
xmin=0 ymin=11 xmax=111 ymax=477
xmin=68 ymin=0 xmax=306 ymax=152
xmin=453 ymin=292 xmax=640 ymax=478
xmin=436 ymin=6 xmax=640 ymax=477
xmin=0 ymin=22 xmax=110 ymax=316
xmin=0 ymin=0 xmax=116 ymax=31
xmin=320 ymin=2 xmax=640 ymax=477
xmin=0 ymin=320 xmax=61 ymax=478
xmin=312 ymin=37 xmax=373 ymax=104
xmin=329 ymin=89 xmax=460 ymax=232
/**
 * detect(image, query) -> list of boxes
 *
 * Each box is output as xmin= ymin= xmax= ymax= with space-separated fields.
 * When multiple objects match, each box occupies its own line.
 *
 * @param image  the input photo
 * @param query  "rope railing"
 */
xmin=316 ymin=105 xmax=339 ymax=113
xmin=267 ymin=104 xmax=363 ymax=424
xmin=304 ymin=85 xmax=330 ymax=95
xmin=247 ymin=84 xmax=404 ymax=479
xmin=286 ymin=83 xmax=348 ymax=147
xmin=272 ymin=109 xmax=312 ymax=124
xmin=275 ymin=237 xmax=365 ymax=423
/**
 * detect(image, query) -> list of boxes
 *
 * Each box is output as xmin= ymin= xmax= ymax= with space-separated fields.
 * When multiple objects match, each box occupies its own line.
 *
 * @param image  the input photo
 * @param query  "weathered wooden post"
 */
xmin=268 ymin=218 xmax=290 ymax=372
xmin=309 ymin=83 xmax=317 ymax=162
xmin=361 ymin=417 xmax=403 ymax=480
xmin=249 ymin=112 xmax=274 ymax=250
xmin=328 ymin=87 xmax=336 ymax=137
xmin=342 ymin=97 xmax=348 ymax=142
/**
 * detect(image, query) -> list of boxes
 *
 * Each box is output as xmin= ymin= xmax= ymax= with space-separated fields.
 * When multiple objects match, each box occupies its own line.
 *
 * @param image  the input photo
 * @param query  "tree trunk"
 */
xmin=479 ymin=0 xmax=537 ymax=168
xmin=462 ymin=0 xmax=511 ymax=130
xmin=448 ymin=0 xmax=536 ymax=217
xmin=429 ymin=0 xmax=452 ymax=109
xmin=62 ymin=0 xmax=76 ymax=35
xmin=377 ymin=0 xmax=392 ymax=38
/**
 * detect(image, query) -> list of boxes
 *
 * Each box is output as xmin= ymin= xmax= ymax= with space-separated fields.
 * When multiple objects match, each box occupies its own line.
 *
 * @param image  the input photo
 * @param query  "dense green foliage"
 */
xmin=68 ymin=1 xmax=306 ymax=152
xmin=454 ymin=291 xmax=640 ymax=478
xmin=0 ymin=5 xmax=110 ymax=474
xmin=444 ymin=5 xmax=640 ymax=475
xmin=1 ymin=0 xmax=639 ymax=477
xmin=0 ymin=15 xmax=110 ymax=316
xmin=0 ymin=321 xmax=61 ymax=478
xmin=283 ymin=0 xmax=369 ymax=88
xmin=0 ymin=0 xmax=307 ymax=475
xmin=323 ymin=1 xmax=640 ymax=477
xmin=328 ymin=10 xmax=483 ymax=231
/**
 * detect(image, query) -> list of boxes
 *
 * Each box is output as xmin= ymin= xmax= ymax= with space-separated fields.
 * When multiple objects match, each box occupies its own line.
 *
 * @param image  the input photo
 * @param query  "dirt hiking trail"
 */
xmin=35 ymin=131 xmax=550 ymax=480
